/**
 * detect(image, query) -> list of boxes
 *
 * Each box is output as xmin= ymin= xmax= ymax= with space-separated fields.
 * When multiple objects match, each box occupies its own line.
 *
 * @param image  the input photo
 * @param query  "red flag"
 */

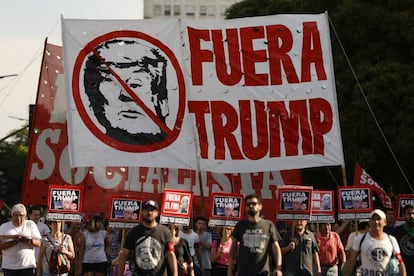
xmin=353 ymin=163 xmax=392 ymax=209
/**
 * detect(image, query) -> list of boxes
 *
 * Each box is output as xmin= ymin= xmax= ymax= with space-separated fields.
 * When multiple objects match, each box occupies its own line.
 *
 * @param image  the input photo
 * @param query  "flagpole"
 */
xmin=197 ymin=170 xmax=206 ymax=217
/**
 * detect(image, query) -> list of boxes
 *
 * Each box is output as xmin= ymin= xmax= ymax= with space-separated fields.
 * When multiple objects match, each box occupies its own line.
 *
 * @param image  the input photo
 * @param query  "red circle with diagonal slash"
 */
xmin=72 ymin=30 xmax=185 ymax=152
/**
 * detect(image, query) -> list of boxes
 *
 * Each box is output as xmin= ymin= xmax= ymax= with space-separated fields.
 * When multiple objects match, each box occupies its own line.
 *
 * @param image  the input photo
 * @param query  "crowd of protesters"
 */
xmin=0 ymin=198 xmax=412 ymax=276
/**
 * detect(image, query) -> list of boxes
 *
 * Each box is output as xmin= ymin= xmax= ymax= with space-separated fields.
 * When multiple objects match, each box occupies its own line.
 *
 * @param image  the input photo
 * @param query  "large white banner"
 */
xmin=62 ymin=13 xmax=344 ymax=172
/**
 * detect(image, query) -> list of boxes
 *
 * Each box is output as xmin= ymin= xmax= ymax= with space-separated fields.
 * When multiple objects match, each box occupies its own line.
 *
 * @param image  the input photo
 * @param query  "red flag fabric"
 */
xmin=353 ymin=163 xmax=392 ymax=209
xmin=21 ymin=43 xmax=303 ymax=221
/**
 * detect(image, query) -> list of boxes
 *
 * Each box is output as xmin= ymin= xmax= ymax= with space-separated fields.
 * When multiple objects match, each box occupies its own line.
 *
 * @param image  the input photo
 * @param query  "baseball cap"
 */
xmin=370 ymin=209 xmax=386 ymax=220
xmin=142 ymin=200 xmax=159 ymax=210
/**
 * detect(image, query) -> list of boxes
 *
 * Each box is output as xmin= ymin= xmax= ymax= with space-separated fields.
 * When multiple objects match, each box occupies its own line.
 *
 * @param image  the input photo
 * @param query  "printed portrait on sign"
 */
xmin=179 ymin=195 xmax=190 ymax=214
xmin=321 ymin=193 xmax=332 ymax=211
xmin=49 ymin=188 xmax=81 ymax=212
xmin=111 ymin=199 xmax=141 ymax=221
xmin=281 ymin=191 xmax=310 ymax=211
xmin=213 ymin=196 xmax=241 ymax=218
xmin=340 ymin=188 xmax=370 ymax=210
xmin=83 ymin=39 xmax=175 ymax=146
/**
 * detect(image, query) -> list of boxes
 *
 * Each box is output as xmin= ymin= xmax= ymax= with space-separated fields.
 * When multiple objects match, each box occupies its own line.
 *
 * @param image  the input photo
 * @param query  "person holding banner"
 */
xmin=228 ymin=194 xmax=282 ymax=276
xmin=0 ymin=203 xmax=42 ymax=276
xmin=117 ymin=200 xmax=178 ymax=276
xmin=280 ymin=220 xmax=321 ymax=276
xmin=37 ymin=220 xmax=75 ymax=276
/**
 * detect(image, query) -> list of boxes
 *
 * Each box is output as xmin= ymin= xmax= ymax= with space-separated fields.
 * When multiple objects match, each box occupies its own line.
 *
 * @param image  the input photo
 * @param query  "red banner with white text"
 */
xmin=352 ymin=163 xmax=392 ymax=209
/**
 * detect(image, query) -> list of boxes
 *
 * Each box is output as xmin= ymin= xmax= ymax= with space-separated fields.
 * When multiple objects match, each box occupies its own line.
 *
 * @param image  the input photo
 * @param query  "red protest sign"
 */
xmin=209 ymin=193 xmax=244 ymax=227
xmin=47 ymin=185 xmax=83 ymax=222
xmin=159 ymin=190 xmax=193 ymax=225
xmin=107 ymin=195 xmax=144 ymax=229
xmin=277 ymin=186 xmax=313 ymax=221
xmin=337 ymin=186 xmax=372 ymax=220
xmin=396 ymin=194 xmax=414 ymax=222
xmin=311 ymin=190 xmax=335 ymax=223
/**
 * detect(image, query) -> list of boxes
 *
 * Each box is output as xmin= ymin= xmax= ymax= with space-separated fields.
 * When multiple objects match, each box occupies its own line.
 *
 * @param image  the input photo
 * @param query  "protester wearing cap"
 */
xmin=117 ymin=199 xmax=178 ymax=276
xmin=344 ymin=209 xmax=407 ymax=276
xmin=0 ymin=203 xmax=42 ymax=276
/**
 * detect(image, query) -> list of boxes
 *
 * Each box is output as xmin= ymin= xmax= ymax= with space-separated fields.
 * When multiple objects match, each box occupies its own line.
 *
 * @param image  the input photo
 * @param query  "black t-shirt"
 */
xmin=393 ymin=224 xmax=414 ymax=276
xmin=232 ymin=219 xmax=281 ymax=274
xmin=174 ymin=238 xmax=192 ymax=263
xmin=124 ymin=224 xmax=171 ymax=276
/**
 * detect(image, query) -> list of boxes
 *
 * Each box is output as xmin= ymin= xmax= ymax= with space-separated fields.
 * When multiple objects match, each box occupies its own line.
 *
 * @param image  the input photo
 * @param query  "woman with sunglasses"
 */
xmin=210 ymin=226 xmax=236 ymax=276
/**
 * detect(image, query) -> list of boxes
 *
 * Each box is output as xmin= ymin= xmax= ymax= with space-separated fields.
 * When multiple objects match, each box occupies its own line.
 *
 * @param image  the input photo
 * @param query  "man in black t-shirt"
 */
xmin=393 ymin=204 xmax=414 ymax=276
xmin=117 ymin=200 xmax=178 ymax=276
xmin=228 ymin=194 xmax=282 ymax=276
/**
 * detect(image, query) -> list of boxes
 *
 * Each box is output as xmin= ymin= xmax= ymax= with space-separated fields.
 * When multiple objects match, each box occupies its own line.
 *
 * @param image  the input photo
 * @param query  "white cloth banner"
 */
xmin=62 ymin=13 xmax=344 ymax=172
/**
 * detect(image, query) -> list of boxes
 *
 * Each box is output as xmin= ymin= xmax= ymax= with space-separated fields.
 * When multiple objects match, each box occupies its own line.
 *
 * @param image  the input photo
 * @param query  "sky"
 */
xmin=0 ymin=0 xmax=143 ymax=140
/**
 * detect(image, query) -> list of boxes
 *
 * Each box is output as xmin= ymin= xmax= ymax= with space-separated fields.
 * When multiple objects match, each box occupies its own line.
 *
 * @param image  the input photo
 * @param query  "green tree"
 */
xmin=0 ymin=127 xmax=29 ymax=205
xmin=227 ymin=0 xmax=414 ymax=196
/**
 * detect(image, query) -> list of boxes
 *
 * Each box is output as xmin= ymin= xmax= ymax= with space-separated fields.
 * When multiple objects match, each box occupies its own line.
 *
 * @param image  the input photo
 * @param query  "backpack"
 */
xmin=46 ymin=235 xmax=71 ymax=274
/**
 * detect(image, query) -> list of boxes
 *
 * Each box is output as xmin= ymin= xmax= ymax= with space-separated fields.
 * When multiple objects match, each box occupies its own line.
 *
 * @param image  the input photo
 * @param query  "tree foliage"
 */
xmin=227 ymin=0 xmax=414 ymax=196
xmin=0 ymin=127 xmax=29 ymax=205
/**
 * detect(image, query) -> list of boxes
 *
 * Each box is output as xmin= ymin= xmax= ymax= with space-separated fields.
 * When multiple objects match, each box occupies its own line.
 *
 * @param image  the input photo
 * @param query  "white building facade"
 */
xmin=144 ymin=0 xmax=240 ymax=20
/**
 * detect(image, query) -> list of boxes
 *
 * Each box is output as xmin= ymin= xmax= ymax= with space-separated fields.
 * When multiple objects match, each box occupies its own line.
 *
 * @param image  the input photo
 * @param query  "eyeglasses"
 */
xmin=246 ymin=202 xmax=259 ymax=206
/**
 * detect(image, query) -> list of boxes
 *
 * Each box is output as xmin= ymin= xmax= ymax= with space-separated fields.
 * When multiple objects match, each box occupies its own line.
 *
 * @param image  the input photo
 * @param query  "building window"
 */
xmin=186 ymin=5 xmax=195 ymax=16
xmin=154 ymin=5 xmax=162 ymax=16
xmin=200 ymin=5 xmax=207 ymax=16
xmin=164 ymin=5 xmax=171 ymax=16
xmin=207 ymin=5 xmax=215 ymax=16
xmin=174 ymin=5 xmax=180 ymax=16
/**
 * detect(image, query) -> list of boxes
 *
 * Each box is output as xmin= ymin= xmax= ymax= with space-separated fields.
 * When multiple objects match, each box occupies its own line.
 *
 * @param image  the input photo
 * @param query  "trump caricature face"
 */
xmin=83 ymin=39 xmax=170 ymax=145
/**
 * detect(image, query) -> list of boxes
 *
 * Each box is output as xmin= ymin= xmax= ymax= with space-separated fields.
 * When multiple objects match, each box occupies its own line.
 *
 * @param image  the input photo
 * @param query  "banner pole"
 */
xmin=341 ymin=165 xmax=348 ymax=186
xmin=71 ymin=168 xmax=75 ymax=185
xmin=197 ymin=171 xmax=206 ymax=217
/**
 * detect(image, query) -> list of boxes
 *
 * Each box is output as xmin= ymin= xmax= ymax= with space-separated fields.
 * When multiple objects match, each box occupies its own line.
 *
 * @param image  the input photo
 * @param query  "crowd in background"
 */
xmin=0 ymin=200 xmax=412 ymax=276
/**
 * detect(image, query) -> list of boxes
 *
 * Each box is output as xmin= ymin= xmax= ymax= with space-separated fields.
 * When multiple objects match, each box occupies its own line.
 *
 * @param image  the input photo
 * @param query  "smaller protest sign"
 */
xmin=277 ymin=186 xmax=313 ymax=221
xmin=396 ymin=194 xmax=414 ymax=224
xmin=47 ymin=185 xmax=82 ymax=222
xmin=48 ymin=185 xmax=82 ymax=213
xmin=159 ymin=190 xmax=193 ymax=225
xmin=108 ymin=196 xmax=144 ymax=228
xmin=337 ymin=186 xmax=372 ymax=220
xmin=311 ymin=190 xmax=335 ymax=223
xmin=208 ymin=193 xmax=243 ymax=227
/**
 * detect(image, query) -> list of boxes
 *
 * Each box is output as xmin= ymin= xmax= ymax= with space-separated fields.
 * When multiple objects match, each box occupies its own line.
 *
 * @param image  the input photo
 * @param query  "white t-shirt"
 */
xmin=0 ymin=220 xmax=42 ymax=269
xmin=352 ymin=232 xmax=400 ymax=275
xmin=345 ymin=231 xmax=364 ymax=251
xmin=179 ymin=230 xmax=199 ymax=257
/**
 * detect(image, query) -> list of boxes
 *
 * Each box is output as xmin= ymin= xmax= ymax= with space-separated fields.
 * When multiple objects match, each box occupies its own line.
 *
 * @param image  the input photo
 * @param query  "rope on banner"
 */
xmin=328 ymin=16 xmax=413 ymax=193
